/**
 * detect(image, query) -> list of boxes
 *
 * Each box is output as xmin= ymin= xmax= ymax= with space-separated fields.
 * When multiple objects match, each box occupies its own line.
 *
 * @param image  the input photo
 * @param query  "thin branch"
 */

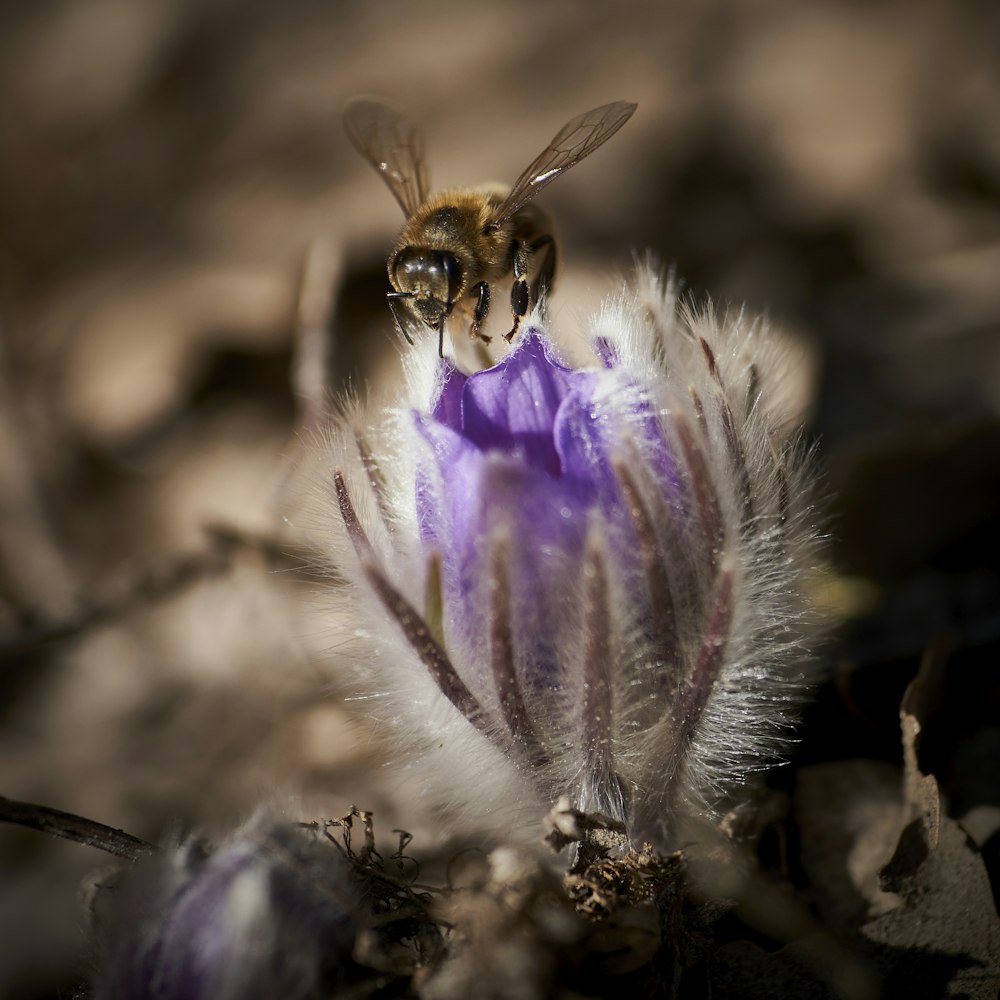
xmin=0 ymin=796 xmax=154 ymax=862
xmin=0 ymin=525 xmax=309 ymax=657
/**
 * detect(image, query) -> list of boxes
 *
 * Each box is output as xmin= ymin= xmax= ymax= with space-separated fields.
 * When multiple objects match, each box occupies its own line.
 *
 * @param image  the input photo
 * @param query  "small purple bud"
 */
xmin=92 ymin=825 xmax=361 ymax=1000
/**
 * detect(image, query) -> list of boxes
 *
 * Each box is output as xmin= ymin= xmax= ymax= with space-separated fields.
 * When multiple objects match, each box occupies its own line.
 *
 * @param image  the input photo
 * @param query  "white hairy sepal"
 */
xmin=587 ymin=266 xmax=825 ymax=829
xmin=323 ymin=391 xmax=545 ymax=837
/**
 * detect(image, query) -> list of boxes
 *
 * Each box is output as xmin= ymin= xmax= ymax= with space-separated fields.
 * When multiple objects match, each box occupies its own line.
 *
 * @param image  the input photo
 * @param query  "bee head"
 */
xmin=391 ymin=248 xmax=462 ymax=327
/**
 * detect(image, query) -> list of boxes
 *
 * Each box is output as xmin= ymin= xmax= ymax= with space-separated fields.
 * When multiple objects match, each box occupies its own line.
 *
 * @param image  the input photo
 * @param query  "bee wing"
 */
xmin=488 ymin=101 xmax=637 ymax=228
xmin=343 ymin=98 xmax=430 ymax=216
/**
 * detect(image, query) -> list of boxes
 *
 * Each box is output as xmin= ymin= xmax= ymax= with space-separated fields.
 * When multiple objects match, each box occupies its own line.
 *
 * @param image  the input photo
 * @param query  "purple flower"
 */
xmin=92 ymin=825 xmax=361 ymax=1000
xmin=417 ymin=337 xmax=653 ymax=677
xmin=329 ymin=264 xmax=825 ymax=848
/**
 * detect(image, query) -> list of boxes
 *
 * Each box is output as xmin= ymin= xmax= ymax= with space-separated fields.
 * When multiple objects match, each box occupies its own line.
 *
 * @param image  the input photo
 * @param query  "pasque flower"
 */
xmin=92 ymin=824 xmax=362 ymax=1000
xmin=329 ymin=262 xmax=823 ymax=848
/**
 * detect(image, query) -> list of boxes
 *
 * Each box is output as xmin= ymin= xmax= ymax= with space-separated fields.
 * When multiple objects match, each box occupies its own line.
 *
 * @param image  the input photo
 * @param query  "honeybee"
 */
xmin=344 ymin=98 xmax=637 ymax=357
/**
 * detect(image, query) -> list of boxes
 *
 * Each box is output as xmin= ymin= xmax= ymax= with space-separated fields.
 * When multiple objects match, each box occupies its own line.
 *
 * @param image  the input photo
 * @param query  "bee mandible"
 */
xmin=344 ymin=98 xmax=637 ymax=357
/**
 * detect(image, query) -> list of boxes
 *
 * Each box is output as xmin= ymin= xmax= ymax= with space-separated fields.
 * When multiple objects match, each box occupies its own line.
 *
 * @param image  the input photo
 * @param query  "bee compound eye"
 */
xmin=436 ymin=251 xmax=462 ymax=303
xmin=393 ymin=248 xmax=424 ymax=284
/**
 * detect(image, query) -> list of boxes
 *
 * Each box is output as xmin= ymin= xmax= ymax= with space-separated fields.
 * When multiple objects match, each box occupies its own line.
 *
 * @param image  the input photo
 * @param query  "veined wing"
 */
xmin=343 ymin=98 xmax=430 ymax=216
xmin=488 ymin=101 xmax=637 ymax=228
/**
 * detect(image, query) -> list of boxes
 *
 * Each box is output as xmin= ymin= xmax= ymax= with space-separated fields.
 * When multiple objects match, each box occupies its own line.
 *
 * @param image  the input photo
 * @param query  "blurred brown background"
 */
xmin=1 ymin=1 xmax=998 ymax=995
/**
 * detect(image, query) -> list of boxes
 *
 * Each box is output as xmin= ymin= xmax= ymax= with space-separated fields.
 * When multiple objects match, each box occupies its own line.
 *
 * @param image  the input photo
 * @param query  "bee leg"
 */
xmin=469 ymin=281 xmax=492 ymax=344
xmin=529 ymin=235 xmax=556 ymax=309
xmin=505 ymin=241 xmax=530 ymax=343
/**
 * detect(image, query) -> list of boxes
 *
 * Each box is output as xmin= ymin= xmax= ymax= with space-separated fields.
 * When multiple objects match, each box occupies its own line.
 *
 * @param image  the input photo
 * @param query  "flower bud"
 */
xmin=328 ymin=263 xmax=825 ymax=847
xmin=92 ymin=824 xmax=361 ymax=999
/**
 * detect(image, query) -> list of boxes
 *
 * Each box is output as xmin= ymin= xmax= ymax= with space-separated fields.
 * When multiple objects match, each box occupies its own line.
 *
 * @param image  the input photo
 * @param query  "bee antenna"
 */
xmin=436 ymin=317 xmax=445 ymax=359
xmin=385 ymin=291 xmax=416 ymax=346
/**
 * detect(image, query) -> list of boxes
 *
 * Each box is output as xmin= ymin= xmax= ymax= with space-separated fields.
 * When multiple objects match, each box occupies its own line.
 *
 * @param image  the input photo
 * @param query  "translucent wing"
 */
xmin=488 ymin=101 xmax=637 ymax=228
xmin=343 ymin=98 xmax=429 ymax=216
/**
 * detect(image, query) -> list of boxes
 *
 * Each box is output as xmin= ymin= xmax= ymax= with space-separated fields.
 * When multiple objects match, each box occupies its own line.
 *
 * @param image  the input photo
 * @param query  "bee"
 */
xmin=344 ymin=98 xmax=637 ymax=357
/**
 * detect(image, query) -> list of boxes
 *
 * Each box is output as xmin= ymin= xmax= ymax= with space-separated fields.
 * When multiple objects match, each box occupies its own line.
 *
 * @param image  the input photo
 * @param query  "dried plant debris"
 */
xmin=74 ymin=805 xmax=780 ymax=999
xmin=791 ymin=654 xmax=1000 ymax=1000
xmin=855 ymin=652 xmax=1000 ymax=999
xmin=422 ymin=805 xmax=713 ymax=1000
xmin=899 ymin=641 xmax=950 ymax=849
xmin=862 ymin=814 xmax=1000 ymax=999
xmin=792 ymin=769 xmax=1000 ymax=998
xmin=13 ymin=732 xmax=1000 ymax=1000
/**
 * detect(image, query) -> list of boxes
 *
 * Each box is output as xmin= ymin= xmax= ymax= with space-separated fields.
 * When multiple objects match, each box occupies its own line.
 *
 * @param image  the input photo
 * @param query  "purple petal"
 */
xmin=461 ymin=332 xmax=577 ymax=477
xmin=553 ymin=386 xmax=614 ymax=500
xmin=413 ymin=413 xmax=485 ymax=553
xmin=155 ymin=849 xmax=259 ymax=999
xmin=555 ymin=379 xmax=683 ymax=511
xmin=412 ymin=326 xmax=688 ymax=705
xmin=431 ymin=361 xmax=467 ymax=429
xmin=445 ymin=456 xmax=590 ymax=687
